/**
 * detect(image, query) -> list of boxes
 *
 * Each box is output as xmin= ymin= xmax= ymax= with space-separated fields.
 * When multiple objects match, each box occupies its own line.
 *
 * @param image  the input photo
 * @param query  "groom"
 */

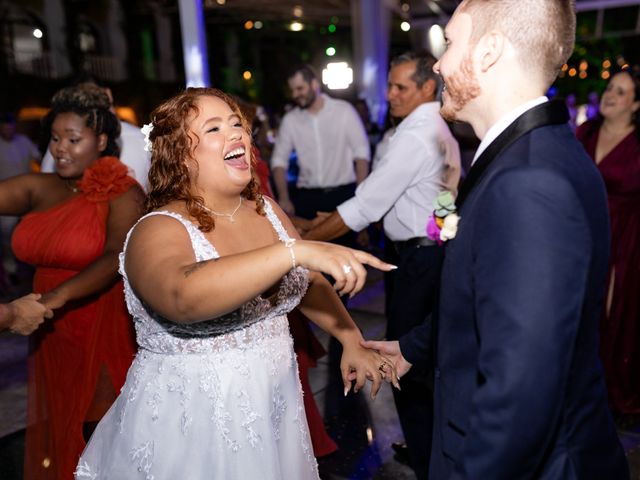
xmin=365 ymin=1 xmax=630 ymax=478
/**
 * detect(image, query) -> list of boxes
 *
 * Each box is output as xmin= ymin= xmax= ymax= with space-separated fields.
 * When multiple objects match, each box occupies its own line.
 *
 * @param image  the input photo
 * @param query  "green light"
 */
xmin=328 ymin=24 xmax=336 ymax=33
xmin=325 ymin=46 xmax=336 ymax=56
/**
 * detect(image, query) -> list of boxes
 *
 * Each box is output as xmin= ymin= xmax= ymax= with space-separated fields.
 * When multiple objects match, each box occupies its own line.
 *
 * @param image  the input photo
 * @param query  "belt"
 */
xmin=299 ymin=183 xmax=355 ymax=194
xmin=393 ymin=237 xmax=437 ymax=253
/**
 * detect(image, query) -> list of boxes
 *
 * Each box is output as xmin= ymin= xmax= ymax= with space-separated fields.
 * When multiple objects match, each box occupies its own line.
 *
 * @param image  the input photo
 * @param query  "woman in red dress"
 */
xmin=577 ymin=67 xmax=640 ymax=415
xmin=0 ymin=84 xmax=144 ymax=479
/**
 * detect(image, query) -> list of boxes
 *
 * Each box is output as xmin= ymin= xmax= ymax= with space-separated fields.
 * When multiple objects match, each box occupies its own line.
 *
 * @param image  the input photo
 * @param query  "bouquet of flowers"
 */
xmin=426 ymin=191 xmax=460 ymax=244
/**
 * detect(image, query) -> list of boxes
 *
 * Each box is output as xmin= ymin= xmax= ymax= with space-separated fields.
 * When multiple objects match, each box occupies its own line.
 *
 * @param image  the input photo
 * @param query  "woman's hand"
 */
xmin=295 ymin=240 xmax=396 ymax=298
xmin=40 ymin=289 xmax=69 ymax=311
xmin=340 ymin=339 xmax=401 ymax=399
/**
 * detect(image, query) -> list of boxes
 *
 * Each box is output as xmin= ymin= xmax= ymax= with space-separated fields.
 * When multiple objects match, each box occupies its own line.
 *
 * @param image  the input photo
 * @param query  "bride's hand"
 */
xmin=340 ymin=340 xmax=401 ymax=399
xmin=295 ymin=241 xmax=396 ymax=298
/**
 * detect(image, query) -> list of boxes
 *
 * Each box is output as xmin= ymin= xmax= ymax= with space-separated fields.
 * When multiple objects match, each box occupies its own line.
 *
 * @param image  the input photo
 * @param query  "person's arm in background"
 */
xmin=438 ymin=122 xmax=462 ymax=195
xmin=303 ymin=211 xmax=350 ymax=242
xmin=270 ymin=115 xmax=295 ymax=215
xmin=344 ymin=104 xmax=371 ymax=185
xmin=271 ymin=167 xmax=293 ymax=215
xmin=354 ymin=158 xmax=369 ymax=185
xmin=305 ymin=129 xmax=427 ymax=243
xmin=0 ymin=294 xmax=53 ymax=335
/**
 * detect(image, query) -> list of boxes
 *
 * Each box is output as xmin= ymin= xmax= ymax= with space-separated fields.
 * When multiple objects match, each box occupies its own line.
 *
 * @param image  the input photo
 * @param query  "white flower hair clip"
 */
xmin=141 ymin=123 xmax=154 ymax=152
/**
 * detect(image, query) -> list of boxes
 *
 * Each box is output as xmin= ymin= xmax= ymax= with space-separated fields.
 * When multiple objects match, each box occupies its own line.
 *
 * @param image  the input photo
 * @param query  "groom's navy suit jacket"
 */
xmin=400 ymin=102 xmax=629 ymax=479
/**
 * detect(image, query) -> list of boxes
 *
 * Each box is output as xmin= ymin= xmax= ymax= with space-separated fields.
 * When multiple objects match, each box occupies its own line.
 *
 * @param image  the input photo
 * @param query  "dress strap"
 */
xmin=118 ymin=211 xmax=219 ymax=280
xmin=262 ymin=198 xmax=292 ymax=244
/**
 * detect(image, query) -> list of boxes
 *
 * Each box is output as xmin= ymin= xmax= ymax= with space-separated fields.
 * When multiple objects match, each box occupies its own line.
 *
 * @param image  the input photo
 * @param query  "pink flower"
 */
xmin=426 ymin=215 xmax=442 ymax=242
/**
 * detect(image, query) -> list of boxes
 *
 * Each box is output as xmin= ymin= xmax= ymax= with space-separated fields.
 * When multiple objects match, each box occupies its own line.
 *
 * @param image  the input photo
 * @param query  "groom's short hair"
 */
xmin=460 ymin=0 xmax=575 ymax=87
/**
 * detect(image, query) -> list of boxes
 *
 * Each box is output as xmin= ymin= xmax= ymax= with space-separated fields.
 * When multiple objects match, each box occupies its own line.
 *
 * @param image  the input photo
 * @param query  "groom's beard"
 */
xmin=440 ymin=54 xmax=481 ymax=122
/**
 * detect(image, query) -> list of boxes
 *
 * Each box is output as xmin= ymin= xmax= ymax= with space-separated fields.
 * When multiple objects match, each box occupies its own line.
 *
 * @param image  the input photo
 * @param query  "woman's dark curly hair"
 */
xmin=145 ymin=87 xmax=265 ymax=232
xmin=42 ymin=83 xmax=121 ymax=157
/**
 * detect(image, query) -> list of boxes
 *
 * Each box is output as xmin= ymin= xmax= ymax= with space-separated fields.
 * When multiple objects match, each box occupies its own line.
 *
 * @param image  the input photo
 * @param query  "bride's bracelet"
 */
xmin=284 ymin=238 xmax=297 ymax=269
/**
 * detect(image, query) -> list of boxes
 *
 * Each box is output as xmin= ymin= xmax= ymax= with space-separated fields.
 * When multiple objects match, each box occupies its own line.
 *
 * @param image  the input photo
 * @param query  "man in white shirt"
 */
xmin=271 ymin=65 xmax=370 ymax=231
xmin=304 ymin=51 xmax=460 ymax=480
xmin=41 ymin=85 xmax=150 ymax=191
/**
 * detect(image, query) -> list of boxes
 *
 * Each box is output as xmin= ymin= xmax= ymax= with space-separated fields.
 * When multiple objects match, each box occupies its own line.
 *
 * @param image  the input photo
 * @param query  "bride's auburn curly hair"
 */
xmin=145 ymin=87 xmax=265 ymax=232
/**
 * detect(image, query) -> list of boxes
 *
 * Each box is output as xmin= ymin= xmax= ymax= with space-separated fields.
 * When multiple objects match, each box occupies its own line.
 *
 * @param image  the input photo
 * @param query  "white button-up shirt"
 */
xmin=270 ymin=94 xmax=370 ymax=188
xmin=338 ymin=102 xmax=460 ymax=241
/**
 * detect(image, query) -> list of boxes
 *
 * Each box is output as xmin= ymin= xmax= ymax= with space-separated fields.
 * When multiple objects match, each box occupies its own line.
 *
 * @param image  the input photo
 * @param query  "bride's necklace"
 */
xmin=202 ymin=197 xmax=243 ymax=223
xmin=65 ymin=179 xmax=79 ymax=193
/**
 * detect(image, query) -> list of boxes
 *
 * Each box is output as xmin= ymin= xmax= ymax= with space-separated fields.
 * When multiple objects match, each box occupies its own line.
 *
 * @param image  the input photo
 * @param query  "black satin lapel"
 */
xmin=456 ymin=100 xmax=569 ymax=209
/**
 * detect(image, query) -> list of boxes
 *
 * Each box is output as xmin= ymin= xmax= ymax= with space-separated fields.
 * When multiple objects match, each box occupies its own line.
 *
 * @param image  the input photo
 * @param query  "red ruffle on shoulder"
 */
xmin=77 ymin=156 xmax=138 ymax=202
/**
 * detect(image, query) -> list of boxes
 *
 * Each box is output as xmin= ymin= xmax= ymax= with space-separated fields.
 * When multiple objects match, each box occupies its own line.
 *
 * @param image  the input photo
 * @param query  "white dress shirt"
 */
xmin=338 ymin=102 xmax=461 ymax=241
xmin=472 ymin=96 xmax=548 ymax=165
xmin=42 ymin=121 xmax=151 ymax=191
xmin=270 ymin=94 xmax=370 ymax=188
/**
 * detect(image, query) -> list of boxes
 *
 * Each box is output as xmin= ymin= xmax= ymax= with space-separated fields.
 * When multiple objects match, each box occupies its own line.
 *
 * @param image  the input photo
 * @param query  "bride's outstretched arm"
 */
xmin=125 ymin=199 xmax=395 ymax=326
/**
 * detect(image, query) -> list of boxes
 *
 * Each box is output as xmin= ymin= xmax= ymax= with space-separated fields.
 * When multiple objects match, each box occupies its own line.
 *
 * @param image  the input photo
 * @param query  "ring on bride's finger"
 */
xmin=342 ymin=264 xmax=352 ymax=275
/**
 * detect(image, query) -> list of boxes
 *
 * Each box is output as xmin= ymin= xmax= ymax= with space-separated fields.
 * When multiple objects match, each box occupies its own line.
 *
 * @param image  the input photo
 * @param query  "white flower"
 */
xmin=141 ymin=123 xmax=154 ymax=152
xmin=439 ymin=213 xmax=461 ymax=242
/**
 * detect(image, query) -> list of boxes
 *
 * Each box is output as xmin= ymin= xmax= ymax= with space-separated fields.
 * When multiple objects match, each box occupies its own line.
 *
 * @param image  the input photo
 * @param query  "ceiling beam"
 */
xmin=576 ymin=0 xmax=640 ymax=12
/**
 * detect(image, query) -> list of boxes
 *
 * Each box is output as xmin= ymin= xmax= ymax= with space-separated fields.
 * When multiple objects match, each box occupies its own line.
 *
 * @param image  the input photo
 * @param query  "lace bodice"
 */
xmin=119 ymin=199 xmax=309 ymax=354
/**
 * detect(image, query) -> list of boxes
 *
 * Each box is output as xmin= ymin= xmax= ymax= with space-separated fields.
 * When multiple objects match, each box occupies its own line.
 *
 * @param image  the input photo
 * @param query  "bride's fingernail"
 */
xmin=344 ymin=386 xmax=349 ymax=397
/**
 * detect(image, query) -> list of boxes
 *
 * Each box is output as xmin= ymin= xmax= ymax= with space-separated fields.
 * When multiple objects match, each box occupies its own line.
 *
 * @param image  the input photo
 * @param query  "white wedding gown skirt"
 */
xmin=75 ymin=205 xmax=320 ymax=479
xmin=76 ymin=316 xmax=318 ymax=479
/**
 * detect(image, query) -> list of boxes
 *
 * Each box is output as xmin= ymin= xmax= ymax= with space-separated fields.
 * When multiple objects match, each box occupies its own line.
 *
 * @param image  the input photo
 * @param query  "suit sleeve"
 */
xmin=399 ymin=317 xmax=433 ymax=368
xmin=452 ymin=167 xmax=592 ymax=479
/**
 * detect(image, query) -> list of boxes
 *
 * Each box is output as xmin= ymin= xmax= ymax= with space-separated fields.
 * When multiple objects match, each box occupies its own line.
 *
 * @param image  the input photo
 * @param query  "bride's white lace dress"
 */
xmin=75 ymin=201 xmax=319 ymax=479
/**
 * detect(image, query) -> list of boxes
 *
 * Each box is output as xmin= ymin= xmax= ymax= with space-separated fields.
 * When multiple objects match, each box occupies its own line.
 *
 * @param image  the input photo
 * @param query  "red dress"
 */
xmin=577 ymin=123 xmax=640 ymax=413
xmin=12 ymin=157 xmax=138 ymax=479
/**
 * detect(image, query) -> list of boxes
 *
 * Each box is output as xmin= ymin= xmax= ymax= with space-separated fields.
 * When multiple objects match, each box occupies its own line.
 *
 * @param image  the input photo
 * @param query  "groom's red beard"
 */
xmin=440 ymin=53 xmax=481 ymax=122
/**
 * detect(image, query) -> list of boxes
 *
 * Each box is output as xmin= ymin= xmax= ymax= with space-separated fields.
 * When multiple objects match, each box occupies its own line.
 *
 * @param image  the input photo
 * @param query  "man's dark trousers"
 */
xmin=386 ymin=242 xmax=443 ymax=480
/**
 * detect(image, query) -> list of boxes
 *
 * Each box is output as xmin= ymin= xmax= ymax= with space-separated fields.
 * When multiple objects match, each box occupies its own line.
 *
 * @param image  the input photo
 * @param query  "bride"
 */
xmin=75 ymin=87 xmax=398 ymax=479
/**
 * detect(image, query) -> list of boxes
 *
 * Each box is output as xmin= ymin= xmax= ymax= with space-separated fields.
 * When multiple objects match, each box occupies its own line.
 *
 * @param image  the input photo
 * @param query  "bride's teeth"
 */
xmin=224 ymin=148 xmax=245 ymax=160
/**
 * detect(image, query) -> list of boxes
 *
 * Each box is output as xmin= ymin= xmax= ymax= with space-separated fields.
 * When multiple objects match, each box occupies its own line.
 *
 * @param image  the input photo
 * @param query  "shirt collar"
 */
xmin=396 ymin=101 xmax=440 ymax=130
xmin=472 ymin=96 xmax=548 ymax=165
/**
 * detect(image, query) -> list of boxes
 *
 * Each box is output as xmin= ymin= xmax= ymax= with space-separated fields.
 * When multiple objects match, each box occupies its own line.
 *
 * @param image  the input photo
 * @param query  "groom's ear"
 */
xmin=476 ymin=30 xmax=505 ymax=73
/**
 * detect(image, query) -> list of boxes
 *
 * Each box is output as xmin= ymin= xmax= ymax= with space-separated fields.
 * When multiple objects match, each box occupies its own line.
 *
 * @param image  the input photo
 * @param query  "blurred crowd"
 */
xmin=0 ymin=54 xmax=638 ymax=480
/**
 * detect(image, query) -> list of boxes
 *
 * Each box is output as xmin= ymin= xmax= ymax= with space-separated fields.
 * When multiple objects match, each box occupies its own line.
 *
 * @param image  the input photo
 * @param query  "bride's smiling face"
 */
xmin=187 ymin=95 xmax=252 ymax=194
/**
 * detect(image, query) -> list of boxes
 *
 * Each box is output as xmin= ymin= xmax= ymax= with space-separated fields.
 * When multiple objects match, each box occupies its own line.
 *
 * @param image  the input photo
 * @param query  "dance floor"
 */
xmin=1 ymin=270 xmax=639 ymax=479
